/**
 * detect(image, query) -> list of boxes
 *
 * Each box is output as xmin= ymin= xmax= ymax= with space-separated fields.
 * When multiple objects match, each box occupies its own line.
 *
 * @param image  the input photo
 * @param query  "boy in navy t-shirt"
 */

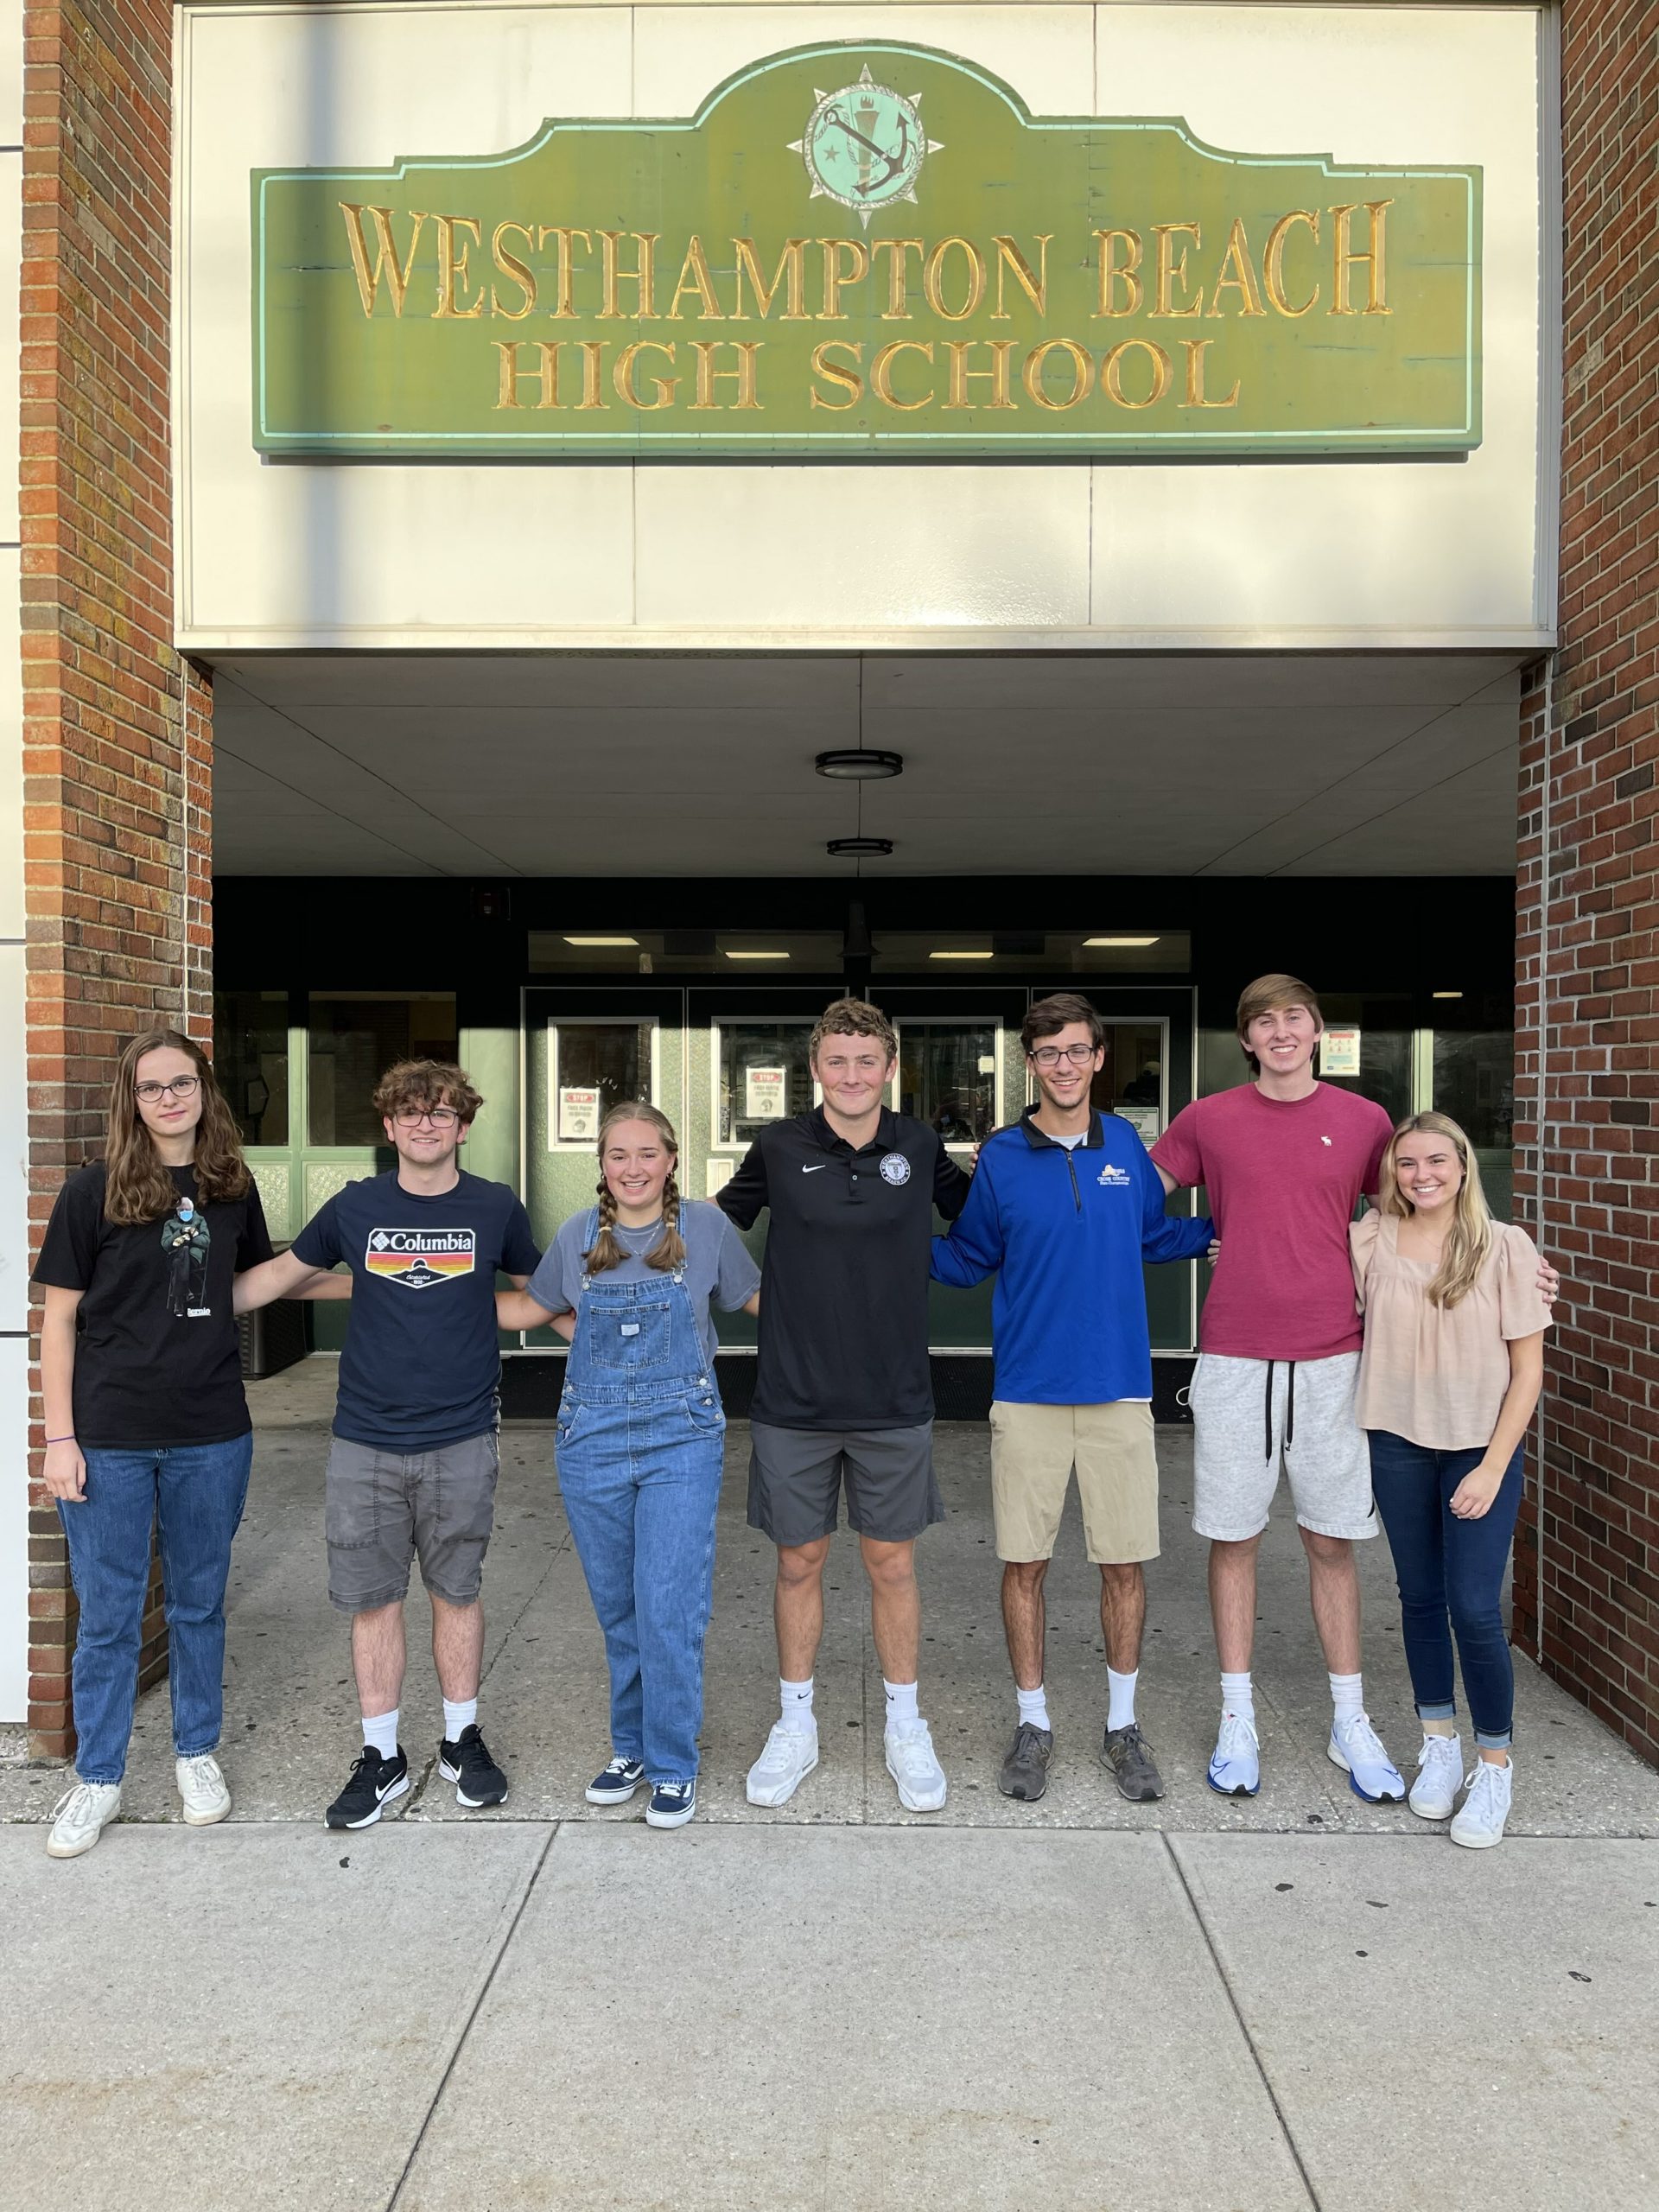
xmin=238 ymin=1059 xmax=538 ymax=1827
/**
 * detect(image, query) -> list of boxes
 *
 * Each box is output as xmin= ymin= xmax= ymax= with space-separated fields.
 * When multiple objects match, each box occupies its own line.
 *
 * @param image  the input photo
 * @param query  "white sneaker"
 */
xmin=46 ymin=1781 xmax=123 ymax=1859
xmin=885 ymin=1719 xmax=947 ymax=1812
xmin=1408 ymin=1733 xmax=1463 ymax=1821
xmin=745 ymin=1720 xmax=819 ymax=1807
xmin=176 ymin=1751 xmax=232 ymax=1827
xmin=1327 ymin=1712 xmax=1406 ymax=1803
xmin=1450 ymin=1758 xmax=1512 ymax=1849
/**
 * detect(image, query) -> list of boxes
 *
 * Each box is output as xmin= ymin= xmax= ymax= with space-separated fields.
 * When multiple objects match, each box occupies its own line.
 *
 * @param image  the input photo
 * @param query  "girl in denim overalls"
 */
xmin=500 ymin=1105 xmax=760 ymax=1826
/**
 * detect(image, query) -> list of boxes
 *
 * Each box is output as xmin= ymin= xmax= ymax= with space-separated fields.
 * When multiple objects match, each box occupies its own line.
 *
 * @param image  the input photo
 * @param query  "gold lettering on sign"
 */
xmin=809 ymin=340 xmax=863 ymax=409
xmin=871 ymin=238 xmax=925 ymax=320
xmin=731 ymin=238 xmax=810 ymax=320
xmin=1263 ymin=210 xmax=1320 ymax=316
xmin=340 ymin=203 xmax=429 ymax=318
xmin=538 ymin=228 xmax=594 ymax=319
xmin=1093 ymin=229 xmax=1142 ymax=319
xmin=1205 ymin=218 xmax=1265 ymax=318
xmin=433 ymin=215 xmax=486 ymax=319
xmin=872 ymin=340 xmax=935 ymax=410
xmin=1103 ymin=339 xmax=1173 ymax=409
xmin=576 ymin=340 xmax=607 ymax=410
xmin=614 ymin=340 xmax=679 ymax=409
xmin=1151 ymin=225 xmax=1204 ymax=318
xmin=493 ymin=340 xmax=563 ymax=409
xmin=490 ymin=222 xmax=537 ymax=319
xmin=1330 ymin=201 xmax=1392 ymax=315
xmin=923 ymin=238 xmax=986 ymax=321
xmin=819 ymin=238 xmax=869 ymax=320
xmin=990 ymin=236 xmax=1050 ymax=320
xmin=599 ymin=231 xmax=660 ymax=319
xmin=1022 ymin=339 xmax=1094 ymax=410
xmin=666 ymin=237 xmax=724 ymax=320
xmin=690 ymin=341 xmax=764 ymax=410
xmin=1178 ymin=339 xmax=1240 ymax=409
xmin=944 ymin=340 xmax=1017 ymax=410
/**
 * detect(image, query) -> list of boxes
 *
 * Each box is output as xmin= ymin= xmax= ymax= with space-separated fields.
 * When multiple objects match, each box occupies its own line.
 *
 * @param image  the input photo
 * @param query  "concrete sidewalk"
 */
xmin=4 ymin=1359 xmax=1657 ymax=2211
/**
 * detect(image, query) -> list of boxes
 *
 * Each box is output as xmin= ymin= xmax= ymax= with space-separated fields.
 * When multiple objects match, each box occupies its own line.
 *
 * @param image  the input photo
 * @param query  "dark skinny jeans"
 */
xmin=1367 ymin=1430 xmax=1523 ymax=1751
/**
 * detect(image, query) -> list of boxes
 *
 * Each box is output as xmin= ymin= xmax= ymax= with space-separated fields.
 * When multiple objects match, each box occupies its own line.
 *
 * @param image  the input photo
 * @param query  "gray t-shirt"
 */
xmin=530 ymin=1197 xmax=760 ymax=1367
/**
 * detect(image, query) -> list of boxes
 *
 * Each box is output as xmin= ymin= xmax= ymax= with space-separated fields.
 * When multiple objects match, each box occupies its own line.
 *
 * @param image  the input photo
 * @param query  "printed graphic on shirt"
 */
xmin=160 ymin=1198 xmax=213 ymax=1319
xmin=365 ymin=1226 xmax=477 ymax=1289
xmin=879 ymin=1153 xmax=912 ymax=1185
xmin=1097 ymin=1163 xmax=1133 ymax=1186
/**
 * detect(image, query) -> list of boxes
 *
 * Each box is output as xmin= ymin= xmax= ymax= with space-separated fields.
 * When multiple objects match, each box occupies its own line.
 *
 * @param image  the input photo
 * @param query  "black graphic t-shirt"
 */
xmin=33 ymin=1162 xmax=274 ymax=1447
xmin=291 ymin=1168 xmax=540 ymax=1451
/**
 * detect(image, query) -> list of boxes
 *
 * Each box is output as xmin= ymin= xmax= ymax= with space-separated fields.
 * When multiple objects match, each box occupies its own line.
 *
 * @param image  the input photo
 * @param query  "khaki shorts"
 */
xmin=988 ymin=1401 xmax=1161 ymax=1566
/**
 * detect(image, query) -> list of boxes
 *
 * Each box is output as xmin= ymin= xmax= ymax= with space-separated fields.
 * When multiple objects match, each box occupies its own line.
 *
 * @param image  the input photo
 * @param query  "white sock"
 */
xmin=1330 ymin=1671 xmax=1365 ymax=1729
xmin=1016 ymin=1682 xmax=1051 ymax=1731
xmin=1107 ymin=1668 xmax=1138 ymax=1732
xmin=442 ymin=1696 xmax=477 ymax=1743
xmin=362 ymin=1708 xmax=399 ymax=1761
xmin=779 ymin=1676 xmax=815 ymax=1732
xmin=884 ymin=1679 xmax=919 ymax=1728
xmin=1220 ymin=1672 xmax=1255 ymax=1728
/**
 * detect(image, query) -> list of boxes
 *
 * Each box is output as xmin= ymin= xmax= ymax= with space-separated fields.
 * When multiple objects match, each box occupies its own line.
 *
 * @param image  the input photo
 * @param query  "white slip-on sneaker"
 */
xmin=176 ymin=1752 xmax=232 ymax=1827
xmin=885 ymin=1719 xmax=947 ymax=1812
xmin=746 ymin=1721 xmax=819 ymax=1807
xmin=1408 ymin=1734 xmax=1463 ymax=1821
xmin=46 ymin=1781 xmax=123 ymax=1859
xmin=1450 ymin=1758 xmax=1512 ymax=1849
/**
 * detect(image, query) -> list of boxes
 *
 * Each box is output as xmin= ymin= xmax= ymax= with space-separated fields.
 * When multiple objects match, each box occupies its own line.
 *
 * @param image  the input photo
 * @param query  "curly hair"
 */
xmin=372 ymin=1058 xmax=484 ymax=1128
xmin=582 ymin=1102 xmax=687 ymax=1275
xmin=808 ymin=996 xmax=897 ymax=1066
xmin=103 ymin=1029 xmax=251 ymax=1226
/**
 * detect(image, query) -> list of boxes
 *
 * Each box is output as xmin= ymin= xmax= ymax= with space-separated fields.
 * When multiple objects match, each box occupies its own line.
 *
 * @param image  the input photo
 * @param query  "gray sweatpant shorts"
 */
xmin=1187 ymin=1351 xmax=1376 ymax=1543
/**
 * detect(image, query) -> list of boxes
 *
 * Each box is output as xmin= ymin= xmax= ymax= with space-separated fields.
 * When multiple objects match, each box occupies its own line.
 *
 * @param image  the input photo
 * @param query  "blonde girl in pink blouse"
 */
xmin=1350 ymin=1113 xmax=1551 ymax=1849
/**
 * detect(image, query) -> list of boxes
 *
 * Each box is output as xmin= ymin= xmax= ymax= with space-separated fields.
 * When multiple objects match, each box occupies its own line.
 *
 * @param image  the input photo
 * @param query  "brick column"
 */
xmin=1511 ymin=0 xmax=1659 ymax=1765
xmin=21 ymin=3 xmax=210 ymax=1760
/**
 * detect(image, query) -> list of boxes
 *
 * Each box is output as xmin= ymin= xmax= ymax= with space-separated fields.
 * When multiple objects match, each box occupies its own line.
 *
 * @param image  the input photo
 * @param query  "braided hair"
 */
xmin=582 ymin=1102 xmax=688 ymax=1275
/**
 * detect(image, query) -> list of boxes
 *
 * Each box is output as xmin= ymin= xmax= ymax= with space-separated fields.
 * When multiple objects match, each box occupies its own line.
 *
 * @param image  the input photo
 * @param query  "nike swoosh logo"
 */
xmin=802 ymin=1164 xmax=827 ymax=1173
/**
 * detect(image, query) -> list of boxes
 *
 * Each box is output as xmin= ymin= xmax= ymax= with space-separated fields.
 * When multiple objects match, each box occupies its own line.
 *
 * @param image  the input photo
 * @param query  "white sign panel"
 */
xmin=557 ymin=1085 xmax=601 ymax=1143
xmin=1319 ymin=1027 xmax=1363 ymax=1077
xmin=1118 ymin=1104 xmax=1161 ymax=1147
xmin=745 ymin=1066 xmax=787 ymax=1121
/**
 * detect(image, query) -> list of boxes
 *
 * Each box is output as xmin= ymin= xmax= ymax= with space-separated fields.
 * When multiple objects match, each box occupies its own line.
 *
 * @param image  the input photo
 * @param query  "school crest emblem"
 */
xmin=787 ymin=66 xmax=943 ymax=229
xmin=879 ymin=1152 xmax=912 ymax=1186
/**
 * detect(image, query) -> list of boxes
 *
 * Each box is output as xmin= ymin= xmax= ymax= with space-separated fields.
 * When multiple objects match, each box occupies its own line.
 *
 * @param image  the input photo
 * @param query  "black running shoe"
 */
xmin=326 ymin=1745 xmax=410 ymax=1829
xmin=438 ymin=1722 xmax=509 ymax=1808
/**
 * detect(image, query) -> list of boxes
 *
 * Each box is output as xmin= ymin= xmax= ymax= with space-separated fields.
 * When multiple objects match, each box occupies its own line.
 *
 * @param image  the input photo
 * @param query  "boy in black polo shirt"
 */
xmin=718 ymin=998 xmax=969 ymax=1811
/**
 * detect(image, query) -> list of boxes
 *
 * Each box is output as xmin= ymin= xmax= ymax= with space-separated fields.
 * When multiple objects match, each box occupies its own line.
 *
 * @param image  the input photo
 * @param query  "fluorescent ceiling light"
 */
xmin=725 ymin=950 xmax=790 ymax=961
xmin=1084 ymin=935 xmax=1160 ymax=948
xmin=563 ymin=935 xmax=639 ymax=947
xmin=1433 ymin=990 xmax=1464 ymax=1000
xmin=931 ymin=950 xmax=995 ymax=961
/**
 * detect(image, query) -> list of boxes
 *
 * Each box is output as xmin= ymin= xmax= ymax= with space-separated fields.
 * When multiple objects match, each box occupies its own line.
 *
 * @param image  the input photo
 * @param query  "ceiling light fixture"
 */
xmin=931 ymin=950 xmax=995 ymax=961
xmin=1084 ymin=935 xmax=1160 ymax=949
xmin=725 ymin=950 xmax=791 ymax=961
xmin=564 ymin=935 xmax=639 ymax=947
xmin=1433 ymin=990 xmax=1464 ymax=1000
xmin=827 ymin=836 xmax=893 ymax=857
xmin=815 ymin=748 xmax=905 ymax=780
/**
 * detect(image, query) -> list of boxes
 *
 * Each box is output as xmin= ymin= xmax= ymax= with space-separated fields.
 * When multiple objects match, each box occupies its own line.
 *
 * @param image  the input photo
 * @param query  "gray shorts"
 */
xmin=325 ymin=1430 xmax=501 ymax=1614
xmin=747 ymin=1421 xmax=944 ymax=1548
xmin=1188 ymin=1352 xmax=1376 ymax=1543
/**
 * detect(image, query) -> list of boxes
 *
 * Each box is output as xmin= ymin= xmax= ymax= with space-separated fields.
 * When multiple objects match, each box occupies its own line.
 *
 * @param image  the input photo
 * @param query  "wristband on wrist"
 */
xmin=46 ymin=1434 xmax=76 ymax=1446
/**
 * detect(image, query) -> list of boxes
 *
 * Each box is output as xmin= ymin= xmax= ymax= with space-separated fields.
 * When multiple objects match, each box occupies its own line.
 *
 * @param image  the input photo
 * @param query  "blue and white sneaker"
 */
xmin=645 ymin=1779 xmax=696 ymax=1829
xmin=585 ymin=1756 xmax=646 ymax=1806
xmin=1328 ymin=1713 xmax=1406 ymax=1803
xmin=1207 ymin=1713 xmax=1260 ymax=1796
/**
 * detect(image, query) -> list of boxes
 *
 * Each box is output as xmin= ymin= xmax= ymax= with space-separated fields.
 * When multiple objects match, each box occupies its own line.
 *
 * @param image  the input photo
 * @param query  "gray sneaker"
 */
xmin=998 ymin=1722 xmax=1053 ymax=1802
xmin=1103 ymin=1722 xmax=1166 ymax=1802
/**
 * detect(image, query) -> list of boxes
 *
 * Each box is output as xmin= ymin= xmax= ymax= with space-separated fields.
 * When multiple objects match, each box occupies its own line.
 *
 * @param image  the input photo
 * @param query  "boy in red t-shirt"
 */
xmin=1151 ymin=974 xmax=1407 ymax=1804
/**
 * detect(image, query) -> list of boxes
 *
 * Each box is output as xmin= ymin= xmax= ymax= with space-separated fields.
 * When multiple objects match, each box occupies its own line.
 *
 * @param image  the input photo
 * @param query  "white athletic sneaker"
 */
xmin=1327 ymin=1713 xmax=1406 ymax=1803
xmin=1408 ymin=1734 xmax=1463 ymax=1821
xmin=1207 ymin=1713 xmax=1261 ymax=1797
xmin=46 ymin=1781 xmax=122 ymax=1859
xmin=176 ymin=1751 xmax=232 ymax=1827
xmin=1450 ymin=1758 xmax=1512 ymax=1849
xmin=745 ymin=1721 xmax=819 ymax=1807
xmin=884 ymin=1719 xmax=948 ymax=1812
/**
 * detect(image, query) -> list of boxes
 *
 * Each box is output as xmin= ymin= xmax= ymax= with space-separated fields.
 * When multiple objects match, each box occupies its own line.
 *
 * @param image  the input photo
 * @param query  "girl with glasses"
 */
xmin=496 ymin=1104 xmax=760 ymax=1827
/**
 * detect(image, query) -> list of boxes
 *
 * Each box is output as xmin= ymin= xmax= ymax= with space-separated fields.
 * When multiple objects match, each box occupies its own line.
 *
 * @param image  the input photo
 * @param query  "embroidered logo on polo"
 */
xmin=365 ymin=1226 xmax=476 ymax=1289
xmin=879 ymin=1153 xmax=912 ymax=1186
xmin=1097 ymin=1164 xmax=1134 ymax=1186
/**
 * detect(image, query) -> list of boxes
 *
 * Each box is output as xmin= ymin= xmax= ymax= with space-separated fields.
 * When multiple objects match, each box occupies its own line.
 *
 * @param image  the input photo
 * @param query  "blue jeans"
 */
xmin=1368 ymin=1430 xmax=1522 ymax=1749
xmin=59 ymin=1434 xmax=255 ymax=1783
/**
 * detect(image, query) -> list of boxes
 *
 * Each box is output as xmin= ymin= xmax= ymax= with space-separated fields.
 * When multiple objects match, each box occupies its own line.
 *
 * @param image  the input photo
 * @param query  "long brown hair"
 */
xmin=104 ymin=1028 xmax=251 ymax=1226
xmin=582 ymin=1103 xmax=685 ymax=1275
xmin=1379 ymin=1110 xmax=1492 ymax=1308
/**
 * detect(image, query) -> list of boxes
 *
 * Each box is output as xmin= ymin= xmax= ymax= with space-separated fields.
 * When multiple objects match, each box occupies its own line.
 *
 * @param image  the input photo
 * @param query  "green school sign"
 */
xmin=251 ymin=41 xmax=1481 ymax=457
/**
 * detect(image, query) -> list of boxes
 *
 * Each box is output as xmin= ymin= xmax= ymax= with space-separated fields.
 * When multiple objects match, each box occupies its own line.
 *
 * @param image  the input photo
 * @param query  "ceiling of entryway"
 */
xmin=207 ymin=652 xmax=1525 ymax=880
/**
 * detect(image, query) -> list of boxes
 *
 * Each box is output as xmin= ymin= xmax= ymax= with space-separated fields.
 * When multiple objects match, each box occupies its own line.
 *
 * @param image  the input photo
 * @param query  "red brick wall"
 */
xmin=21 ymin=3 xmax=211 ymax=1759
xmin=1511 ymin=0 xmax=1659 ymax=1764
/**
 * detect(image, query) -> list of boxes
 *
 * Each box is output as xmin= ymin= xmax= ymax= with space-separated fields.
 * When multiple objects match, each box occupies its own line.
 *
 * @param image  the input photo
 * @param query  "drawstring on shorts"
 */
xmin=1262 ymin=1360 xmax=1298 ymax=1460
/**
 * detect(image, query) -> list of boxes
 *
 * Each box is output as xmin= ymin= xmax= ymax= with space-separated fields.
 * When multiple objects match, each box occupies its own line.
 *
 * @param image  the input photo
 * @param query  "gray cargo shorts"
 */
xmin=324 ymin=1430 xmax=500 ymax=1613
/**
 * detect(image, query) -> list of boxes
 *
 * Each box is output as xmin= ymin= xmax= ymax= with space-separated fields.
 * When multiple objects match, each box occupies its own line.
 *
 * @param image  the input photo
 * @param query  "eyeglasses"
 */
xmin=1029 ymin=1044 xmax=1097 ymax=1068
xmin=135 ymin=1077 xmax=200 ymax=1103
xmin=393 ymin=1106 xmax=460 ymax=1128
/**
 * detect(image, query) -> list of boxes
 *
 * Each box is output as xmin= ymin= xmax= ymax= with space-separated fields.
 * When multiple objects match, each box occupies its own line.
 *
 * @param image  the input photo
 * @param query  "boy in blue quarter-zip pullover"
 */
xmin=931 ymin=995 xmax=1213 ymax=1808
